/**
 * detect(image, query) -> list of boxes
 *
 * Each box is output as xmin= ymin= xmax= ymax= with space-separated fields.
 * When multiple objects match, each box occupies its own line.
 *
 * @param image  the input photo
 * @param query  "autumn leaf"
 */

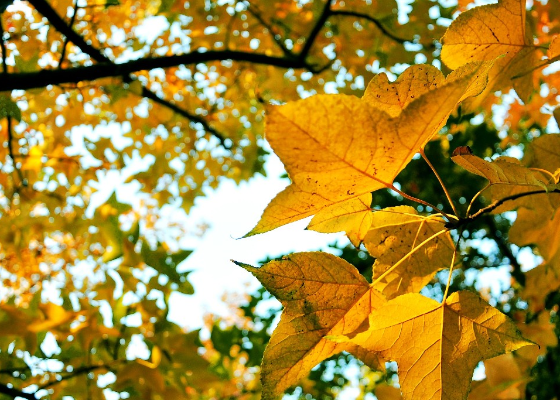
xmin=522 ymin=264 xmax=560 ymax=312
xmin=523 ymin=133 xmax=560 ymax=177
xmin=234 ymin=252 xmax=385 ymax=399
xmin=364 ymin=206 xmax=454 ymax=299
xmin=246 ymin=62 xmax=492 ymax=236
xmin=362 ymin=64 xmax=445 ymax=117
xmin=451 ymin=148 xmax=557 ymax=212
xmin=307 ymin=193 xmax=373 ymax=246
xmin=509 ymin=201 xmax=560 ymax=268
xmin=468 ymin=354 xmax=526 ymax=400
xmin=441 ymin=0 xmax=540 ymax=103
xmin=333 ymin=291 xmax=533 ymax=400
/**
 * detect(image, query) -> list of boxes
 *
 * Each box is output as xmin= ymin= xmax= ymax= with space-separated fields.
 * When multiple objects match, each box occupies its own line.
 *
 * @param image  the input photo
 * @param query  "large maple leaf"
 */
xmin=334 ymin=291 xmax=534 ymax=400
xmin=441 ymin=0 xmax=540 ymax=103
xmin=235 ymin=252 xmax=385 ymax=399
xmin=246 ymin=62 xmax=492 ymax=237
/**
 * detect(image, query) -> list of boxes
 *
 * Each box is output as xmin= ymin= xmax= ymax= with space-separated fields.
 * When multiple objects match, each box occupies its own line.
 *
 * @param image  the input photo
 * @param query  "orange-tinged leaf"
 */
xmin=246 ymin=62 xmax=492 ymax=236
xmin=364 ymin=206 xmax=454 ymax=299
xmin=548 ymin=36 xmax=560 ymax=59
xmin=441 ymin=0 xmax=539 ymax=102
xmin=468 ymin=354 xmax=526 ymax=400
xmin=362 ymin=64 xmax=445 ymax=117
xmin=307 ymin=194 xmax=373 ymax=246
xmin=451 ymin=152 xmax=556 ymax=211
xmin=523 ymin=133 xmax=560 ymax=175
xmin=522 ymin=264 xmax=560 ymax=312
xmin=235 ymin=252 xmax=386 ymax=399
xmin=510 ymin=201 xmax=560 ymax=268
xmin=337 ymin=291 xmax=534 ymax=400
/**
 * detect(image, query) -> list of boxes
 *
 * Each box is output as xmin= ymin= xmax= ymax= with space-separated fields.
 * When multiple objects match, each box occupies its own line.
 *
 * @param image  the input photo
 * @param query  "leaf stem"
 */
xmin=388 ymin=183 xmax=457 ymax=222
xmin=371 ymin=229 xmax=448 ymax=288
xmin=442 ymin=229 xmax=462 ymax=303
xmin=529 ymin=167 xmax=557 ymax=184
xmin=421 ymin=149 xmax=458 ymax=216
xmin=466 ymin=183 xmax=489 ymax=218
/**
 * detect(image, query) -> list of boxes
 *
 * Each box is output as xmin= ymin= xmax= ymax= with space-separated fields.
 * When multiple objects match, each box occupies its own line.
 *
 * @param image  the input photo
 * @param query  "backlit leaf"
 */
xmin=441 ymin=0 xmax=539 ymax=102
xmin=364 ymin=206 xmax=454 ymax=299
xmin=247 ymin=62 xmax=492 ymax=236
xmin=307 ymin=194 xmax=373 ymax=246
xmin=235 ymin=252 xmax=386 ymax=399
xmin=337 ymin=291 xmax=533 ymax=400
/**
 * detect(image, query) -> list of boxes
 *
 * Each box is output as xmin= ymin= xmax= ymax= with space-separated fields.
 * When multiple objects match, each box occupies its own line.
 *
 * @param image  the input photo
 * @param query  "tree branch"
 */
xmin=57 ymin=0 xmax=80 ymax=68
xmin=447 ymin=189 xmax=560 ymax=229
xmin=299 ymin=0 xmax=333 ymax=61
xmin=0 ymin=383 xmax=36 ymax=400
xmin=139 ymin=87 xmax=230 ymax=148
xmin=39 ymin=360 xmax=126 ymax=390
xmin=0 ymin=50 xmax=310 ymax=92
xmin=329 ymin=10 xmax=410 ymax=44
xmin=28 ymin=0 xmax=235 ymax=148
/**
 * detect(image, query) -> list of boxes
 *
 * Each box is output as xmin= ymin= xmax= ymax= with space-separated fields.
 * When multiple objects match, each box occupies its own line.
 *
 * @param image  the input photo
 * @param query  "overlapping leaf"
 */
xmin=334 ymin=291 xmax=533 ymax=400
xmin=441 ymin=0 xmax=540 ymax=103
xmin=246 ymin=62 xmax=492 ymax=236
xmin=504 ymin=135 xmax=560 ymax=273
xmin=235 ymin=252 xmax=385 ymax=399
xmin=307 ymin=194 xmax=373 ymax=246
xmin=451 ymin=147 xmax=557 ymax=212
xmin=363 ymin=206 xmax=454 ymax=299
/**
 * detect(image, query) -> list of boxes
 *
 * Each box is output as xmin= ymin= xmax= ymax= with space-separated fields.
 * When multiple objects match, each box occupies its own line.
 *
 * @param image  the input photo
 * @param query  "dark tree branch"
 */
xmin=0 ymin=383 xmax=36 ymax=400
xmin=38 ymin=360 xmax=126 ymax=391
xmin=139 ymin=87 xmax=229 ymax=147
xmin=299 ymin=0 xmax=333 ymax=61
xmin=244 ymin=3 xmax=293 ymax=57
xmin=1 ymin=18 xmax=26 ymax=186
xmin=58 ymin=0 xmax=80 ymax=68
xmin=0 ymin=50 xmax=310 ymax=92
xmin=28 ymin=0 xmax=232 ymax=148
xmin=329 ymin=10 xmax=409 ymax=45
xmin=447 ymin=189 xmax=560 ymax=230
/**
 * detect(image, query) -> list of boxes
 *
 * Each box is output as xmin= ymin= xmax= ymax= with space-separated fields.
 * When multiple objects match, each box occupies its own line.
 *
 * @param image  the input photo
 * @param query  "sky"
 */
xmin=165 ymin=148 xmax=348 ymax=329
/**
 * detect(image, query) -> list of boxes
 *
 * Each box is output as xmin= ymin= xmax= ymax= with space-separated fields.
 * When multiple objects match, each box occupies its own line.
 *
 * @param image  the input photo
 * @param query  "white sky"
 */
xmin=166 ymin=150 xmax=348 ymax=329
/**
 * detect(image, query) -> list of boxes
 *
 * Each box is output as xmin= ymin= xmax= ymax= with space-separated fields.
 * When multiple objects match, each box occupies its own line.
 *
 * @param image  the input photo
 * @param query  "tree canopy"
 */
xmin=1 ymin=0 xmax=560 ymax=399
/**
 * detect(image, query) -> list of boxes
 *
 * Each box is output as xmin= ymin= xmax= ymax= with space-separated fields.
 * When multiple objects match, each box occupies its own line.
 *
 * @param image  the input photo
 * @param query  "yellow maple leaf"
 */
xmin=335 ymin=291 xmax=533 ymax=400
xmin=441 ymin=0 xmax=540 ymax=103
xmin=235 ymin=252 xmax=385 ymax=400
xmin=522 ymin=263 xmax=560 ymax=312
xmin=307 ymin=193 xmax=373 ymax=246
xmin=364 ymin=206 xmax=454 ymax=299
xmin=468 ymin=353 xmax=526 ymax=400
xmin=451 ymin=148 xmax=557 ymax=212
xmin=246 ymin=62 xmax=492 ymax=236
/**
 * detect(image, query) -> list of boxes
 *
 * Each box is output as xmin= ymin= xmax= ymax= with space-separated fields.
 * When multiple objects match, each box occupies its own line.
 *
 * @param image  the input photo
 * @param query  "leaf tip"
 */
xmin=231 ymin=259 xmax=257 ymax=273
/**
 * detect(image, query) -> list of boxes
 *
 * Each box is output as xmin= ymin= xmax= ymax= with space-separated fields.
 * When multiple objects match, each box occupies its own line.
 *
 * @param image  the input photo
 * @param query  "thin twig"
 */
xmin=469 ymin=189 xmax=560 ymax=220
xmin=421 ymin=149 xmax=458 ymax=216
xmin=329 ymin=9 xmax=410 ymax=45
xmin=442 ymin=228 xmax=463 ymax=303
xmin=58 ymin=0 xmax=80 ymax=68
xmin=298 ymin=0 xmax=333 ymax=60
xmin=245 ymin=3 xmax=293 ymax=56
